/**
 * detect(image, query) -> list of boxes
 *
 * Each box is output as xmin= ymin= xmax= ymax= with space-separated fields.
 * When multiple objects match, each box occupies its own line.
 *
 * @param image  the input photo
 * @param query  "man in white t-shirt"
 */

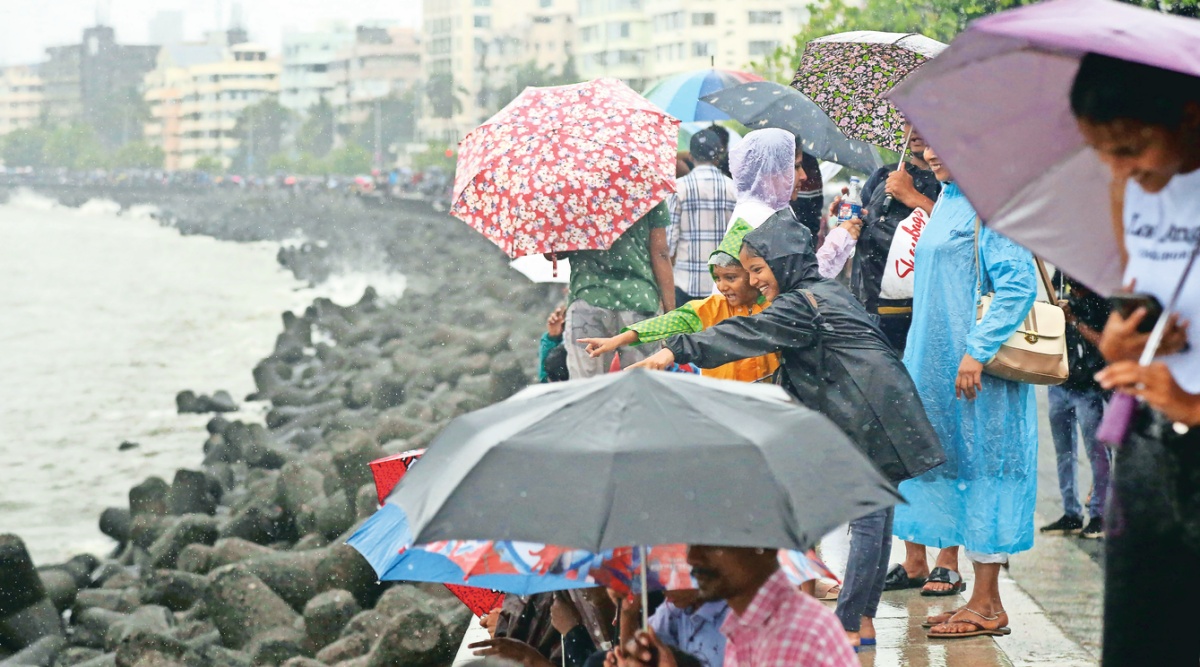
xmin=1072 ymin=52 xmax=1200 ymax=667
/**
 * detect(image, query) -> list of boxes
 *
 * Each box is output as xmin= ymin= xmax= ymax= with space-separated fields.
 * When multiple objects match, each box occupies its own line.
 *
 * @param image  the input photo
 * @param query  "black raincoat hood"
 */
xmin=742 ymin=209 xmax=823 ymax=293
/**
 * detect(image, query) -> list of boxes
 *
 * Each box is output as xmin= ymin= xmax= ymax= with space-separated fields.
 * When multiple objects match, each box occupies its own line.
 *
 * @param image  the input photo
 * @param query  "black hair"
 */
xmin=669 ymin=647 xmax=704 ymax=667
xmin=544 ymin=344 xmax=569 ymax=382
xmin=740 ymin=239 xmax=763 ymax=259
xmin=1070 ymin=53 xmax=1200 ymax=127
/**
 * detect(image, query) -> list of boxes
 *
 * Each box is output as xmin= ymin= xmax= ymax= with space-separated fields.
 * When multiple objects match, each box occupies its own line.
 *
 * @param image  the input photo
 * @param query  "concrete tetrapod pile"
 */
xmin=0 ymin=189 xmax=561 ymax=667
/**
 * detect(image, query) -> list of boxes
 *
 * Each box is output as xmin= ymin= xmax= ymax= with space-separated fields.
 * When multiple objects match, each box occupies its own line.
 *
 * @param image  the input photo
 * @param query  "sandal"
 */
xmin=927 ymin=608 xmax=1011 ymax=639
xmin=883 ymin=563 xmax=927 ymax=591
xmin=818 ymin=583 xmax=841 ymax=601
xmin=920 ymin=567 xmax=965 ymax=597
xmin=921 ymin=608 xmax=961 ymax=628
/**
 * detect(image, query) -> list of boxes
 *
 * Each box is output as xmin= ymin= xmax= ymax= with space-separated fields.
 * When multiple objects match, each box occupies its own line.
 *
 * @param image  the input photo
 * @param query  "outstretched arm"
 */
xmin=664 ymin=295 xmax=819 ymax=369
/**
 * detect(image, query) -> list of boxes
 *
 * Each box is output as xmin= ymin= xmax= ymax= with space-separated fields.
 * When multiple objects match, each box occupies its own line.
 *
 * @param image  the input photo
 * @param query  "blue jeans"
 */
xmin=1048 ymin=385 xmax=1111 ymax=518
xmin=836 ymin=507 xmax=893 ymax=632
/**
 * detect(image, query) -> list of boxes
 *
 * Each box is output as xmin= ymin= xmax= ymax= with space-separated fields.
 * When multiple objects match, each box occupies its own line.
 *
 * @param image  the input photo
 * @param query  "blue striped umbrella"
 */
xmin=643 ymin=68 xmax=764 ymax=122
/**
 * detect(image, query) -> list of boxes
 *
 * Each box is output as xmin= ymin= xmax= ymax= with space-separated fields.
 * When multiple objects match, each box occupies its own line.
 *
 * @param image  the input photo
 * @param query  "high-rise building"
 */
xmin=143 ymin=42 xmax=280 ymax=170
xmin=280 ymin=25 xmax=355 ymax=114
xmin=0 ymin=66 xmax=44 ymax=136
xmin=40 ymin=26 xmax=160 ymax=146
xmin=329 ymin=25 xmax=421 ymax=128
xmin=420 ymin=0 xmax=577 ymax=143
xmin=577 ymin=1 xmax=808 ymax=91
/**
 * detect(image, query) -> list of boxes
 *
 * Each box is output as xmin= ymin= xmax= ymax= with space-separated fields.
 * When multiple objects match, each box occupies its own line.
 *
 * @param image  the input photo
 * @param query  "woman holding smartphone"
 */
xmin=1070 ymin=53 xmax=1200 ymax=666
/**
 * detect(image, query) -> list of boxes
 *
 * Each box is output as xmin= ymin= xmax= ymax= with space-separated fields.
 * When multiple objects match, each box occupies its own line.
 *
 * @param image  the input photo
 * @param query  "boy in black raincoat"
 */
xmin=630 ymin=209 xmax=945 ymax=647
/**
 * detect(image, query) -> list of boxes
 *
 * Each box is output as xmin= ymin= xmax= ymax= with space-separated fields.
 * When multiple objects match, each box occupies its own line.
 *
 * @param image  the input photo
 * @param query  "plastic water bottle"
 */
xmin=837 ymin=177 xmax=862 ymax=225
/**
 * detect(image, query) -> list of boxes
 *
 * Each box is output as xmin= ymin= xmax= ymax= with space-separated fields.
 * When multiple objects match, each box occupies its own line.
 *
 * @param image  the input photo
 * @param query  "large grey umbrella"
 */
xmin=390 ymin=369 xmax=900 ymax=553
xmin=701 ymin=81 xmax=884 ymax=175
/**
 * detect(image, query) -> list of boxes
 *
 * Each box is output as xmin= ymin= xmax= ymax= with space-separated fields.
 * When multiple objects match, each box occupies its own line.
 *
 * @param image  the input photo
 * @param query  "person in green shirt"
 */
xmin=561 ymin=201 xmax=675 ymax=378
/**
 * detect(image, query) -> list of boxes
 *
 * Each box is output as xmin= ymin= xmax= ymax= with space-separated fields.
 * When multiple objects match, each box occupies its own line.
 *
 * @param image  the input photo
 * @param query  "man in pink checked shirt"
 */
xmin=613 ymin=546 xmax=858 ymax=667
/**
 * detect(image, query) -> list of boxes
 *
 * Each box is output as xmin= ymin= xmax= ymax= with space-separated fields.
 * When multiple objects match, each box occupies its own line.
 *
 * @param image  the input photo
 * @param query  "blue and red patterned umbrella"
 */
xmin=643 ymin=68 xmax=765 ymax=122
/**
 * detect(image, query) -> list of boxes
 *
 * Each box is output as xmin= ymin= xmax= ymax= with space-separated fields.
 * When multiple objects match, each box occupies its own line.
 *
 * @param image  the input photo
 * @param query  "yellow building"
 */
xmin=144 ymin=43 xmax=279 ymax=171
xmin=0 ymin=65 xmax=44 ymax=136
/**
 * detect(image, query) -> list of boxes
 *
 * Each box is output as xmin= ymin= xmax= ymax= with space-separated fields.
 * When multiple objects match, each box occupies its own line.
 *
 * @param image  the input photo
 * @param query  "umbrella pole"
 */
xmin=881 ymin=127 xmax=914 ymax=214
xmin=639 ymin=545 xmax=650 ymax=631
xmin=561 ymin=635 xmax=567 ymax=667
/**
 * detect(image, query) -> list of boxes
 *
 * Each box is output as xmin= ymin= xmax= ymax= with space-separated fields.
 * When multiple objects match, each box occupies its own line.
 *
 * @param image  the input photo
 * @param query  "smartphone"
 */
xmin=1109 ymin=293 xmax=1164 ymax=333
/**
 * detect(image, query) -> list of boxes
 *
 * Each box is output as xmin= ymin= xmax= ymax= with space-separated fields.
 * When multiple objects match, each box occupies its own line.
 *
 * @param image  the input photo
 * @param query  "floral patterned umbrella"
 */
xmin=452 ymin=78 xmax=679 ymax=259
xmin=794 ymin=31 xmax=946 ymax=150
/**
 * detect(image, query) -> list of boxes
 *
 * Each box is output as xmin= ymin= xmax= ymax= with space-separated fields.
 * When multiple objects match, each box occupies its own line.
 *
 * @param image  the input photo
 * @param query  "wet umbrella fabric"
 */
xmin=389 ymin=369 xmax=899 ymax=553
xmin=643 ymin=68 xmax=765 ymax=122
xmin=451 ymin=78 xmax=678 ymax=259
xmin=794 ymin=31 xmax=946 ymax=148
xmin=887 ymin=0 xmax=1200 ymax=294
xmin=701 ymin=81 xmax=884 ymax=175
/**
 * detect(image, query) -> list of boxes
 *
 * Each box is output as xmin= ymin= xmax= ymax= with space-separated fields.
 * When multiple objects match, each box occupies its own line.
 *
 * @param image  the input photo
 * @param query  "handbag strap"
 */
xmin=974 ymin=215 xmax=1055 ymax=302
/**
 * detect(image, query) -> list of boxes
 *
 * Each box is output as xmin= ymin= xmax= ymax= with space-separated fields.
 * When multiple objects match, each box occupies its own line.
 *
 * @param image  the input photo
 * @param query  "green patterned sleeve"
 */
xmin=623 ymin=302 xmax=704 ymax=344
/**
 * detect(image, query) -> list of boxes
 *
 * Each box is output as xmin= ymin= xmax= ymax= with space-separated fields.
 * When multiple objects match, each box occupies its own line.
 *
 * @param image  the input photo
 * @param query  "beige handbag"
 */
xmin=974 ymin=218 xmax=1069 ymax=385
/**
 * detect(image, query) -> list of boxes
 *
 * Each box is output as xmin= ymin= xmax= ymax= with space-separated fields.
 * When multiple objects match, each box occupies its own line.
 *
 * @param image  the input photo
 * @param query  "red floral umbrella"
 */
xmin=452 ymin=78 xmax=679 ymax=259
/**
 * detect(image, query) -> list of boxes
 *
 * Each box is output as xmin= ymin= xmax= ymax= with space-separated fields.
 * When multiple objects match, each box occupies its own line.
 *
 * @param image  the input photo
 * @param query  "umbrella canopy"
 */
xmin=794 ymin=31 xmax=946 ymax=148
xmin=389 ymin=369 xmax=899 ymax=553
xmin=643 ymin=68 xmax=765 ymax=122
xmin=887 ymin=0 xmax=1200 ymax=294
xmin=677 ymin=121 xmax=743 ymax=153
xmin=701 ymin=81 xmax=884 ymax=175
xmin=452 ymin=78 xmax=679 ymax=259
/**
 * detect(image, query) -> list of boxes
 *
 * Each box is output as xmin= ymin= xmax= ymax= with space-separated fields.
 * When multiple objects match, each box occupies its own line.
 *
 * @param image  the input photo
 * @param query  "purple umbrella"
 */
xmin=888 ymin=0 xmax=1200 ymax=294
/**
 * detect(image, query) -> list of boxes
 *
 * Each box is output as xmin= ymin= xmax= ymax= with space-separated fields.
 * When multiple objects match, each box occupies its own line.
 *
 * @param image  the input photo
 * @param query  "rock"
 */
xmin=71 ymin=589 xmax=140 ymax=616
xmin=353 ymin=486 xmax=376 ymax=522
xmin=206 ymin=540 xmax=275 ymax=570
xmin=35 ymin=568 xmax=78 ymax=613
xmin=175 ymin=391 xmax=205 ymax=414
xmin=147 ymin=515 xmax=219 ymax=569
xmin=206 ymin=416 xmax=230 ymax=436
xmin=167 ymin=471 xmax=217 ymax=516
xmin=276 ymin=464 xmax=326 ymax=519
xmin=53 ymin=646 xmax=103 ymax=666
xmin=313 ymin=634 xmax=369 ymax=665
xmin=279 ymin=658 xmax=325 ymax=667
xmin=302 ymin=591 xmax=359 ymax=650
xmin=110 ymin=626 xmax=190 ymax=667
xmin=130 ymin=516 xmax=172 ymax=552
xmin=141 ymin=571 xmax=207 ymax=612
xmin=0 ymin=535 xmax=63 ymax=650
xmin=194 ymin=645 xmax=250 ymax=667
xmin=71 ymin=609 xmax=126 ymax=650
xmin=229 ymin=549 xmax=324 ymax=612
xmin=206 ymin=391 xmax=239 ymax=413
xmin=218 ymin=503 xmax=291 ymax=546
xmin=69 ymin=654 xmax=116 ymax=667
xmin=89 ymin=563 xmax=126 ymax=589
xmin=128 ymin=478 xmax=169 ymax=518
xmin=204 ymin=567 xmax=301 ymax=650
xmin=329 ymin=435 xmax=384 ymax=499
xmin=99 ymin=509 xmax=132 ymax=546
xmin=104 ymin=607 xmax=175 ymax=652
xmin=314 ymin=547 xmax=380 ymax=609
xmin=290 ymin=534 xmax=327 ymax=552
xmin=310 ymin=492 xmax=353 ymax=541
xmin=245 ymin=626 xmax=307 ymax=666
xmin=488 ymin=353 xmax=529 ymax=403
xmin=173 ymin=546 xmax=212 ymax=576
xmin=0 ymin=635 xmax=66 ymax=667
xmin=362 ymin=606 xmax=450 ymax=667
xmin=118 ymin=442 xmax=139 ymax=452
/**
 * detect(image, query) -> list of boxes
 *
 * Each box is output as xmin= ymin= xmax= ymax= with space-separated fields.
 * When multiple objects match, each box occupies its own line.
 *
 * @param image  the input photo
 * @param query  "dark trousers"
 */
xmin=1104 ymin=412 xmax=1200 ymax=665
xmin=871 ymin=313 xmax=911 ymax=356
xmin=836 ymin=507 xmax=894 ymax=631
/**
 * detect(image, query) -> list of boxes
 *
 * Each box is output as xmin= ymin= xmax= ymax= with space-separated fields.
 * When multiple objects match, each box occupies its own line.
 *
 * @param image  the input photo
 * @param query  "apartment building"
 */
xmin=144 ymin=43 xmax=280 ymax=170
xmin=577 ymin=0 xmax=807 ymax=91
xmin=330 ymin=25 xmax=422 ymax=127
xmin=280 ymin=26 xmax=355 ymax=113
xmin=421 ymin=0 xmax=576 ymax=143
xmin=0 ymin=66 xmax=44 ymax=135
xmin=143 ymin=43 xmax=225 ymax=170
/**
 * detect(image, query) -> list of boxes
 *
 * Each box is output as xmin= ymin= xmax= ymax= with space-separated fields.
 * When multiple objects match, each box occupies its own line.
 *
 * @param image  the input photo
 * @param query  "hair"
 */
xmin=1070 ymin=53 xmax=1200 ymax=127
xmin=544 ymin=345 xmax=569 ymax=382
xmin=740 ymin=239 xmax=763 ymax=259
xmin=669 ymin=648 xmax=704 ymax=667
xmin=709 ymin=251 xmax=740 ymax=268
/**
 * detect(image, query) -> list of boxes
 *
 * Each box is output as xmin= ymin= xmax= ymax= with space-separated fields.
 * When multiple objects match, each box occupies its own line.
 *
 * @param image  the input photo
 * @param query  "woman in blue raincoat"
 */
xmin=889 ymin=145 xmax=1038 ymax=640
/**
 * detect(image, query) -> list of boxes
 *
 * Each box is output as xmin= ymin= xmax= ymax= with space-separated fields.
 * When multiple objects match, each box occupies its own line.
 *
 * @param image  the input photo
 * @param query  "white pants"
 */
xmin=563 ymin=300 xmax=660 ymax=379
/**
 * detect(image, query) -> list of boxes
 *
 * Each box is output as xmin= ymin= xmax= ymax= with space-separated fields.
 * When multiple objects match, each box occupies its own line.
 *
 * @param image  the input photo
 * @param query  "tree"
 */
xmin=1 ymin=127 xmax=49 ymax=168
xmin=110 ymin=141 xmax=164 ymax=169
xmin=489 ymin=59 xmax=583 ymax=112
xmin=353 ymin=89 xmax=420 ymax=165
xmin=42 ymin=124 xmax=107 ymax=169
xmin=193 ymin=155 xmax=224 ymax=174
xmin=426 ymin=72 xmax=464 ymax=119
xmin=296 ymin=97 xmax=336 ymax=158
xmin=751 ymin=0 xmax=1196 ymax=82
xmin=326 ymin=143 xmax=372 ymax=175
xmin=232 ymin=97 xmax=291 ymax=175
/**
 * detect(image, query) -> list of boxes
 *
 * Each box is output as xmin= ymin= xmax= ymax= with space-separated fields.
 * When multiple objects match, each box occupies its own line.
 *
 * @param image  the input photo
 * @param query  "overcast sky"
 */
xmin=0 ymin=0 xmax=423 ymax=66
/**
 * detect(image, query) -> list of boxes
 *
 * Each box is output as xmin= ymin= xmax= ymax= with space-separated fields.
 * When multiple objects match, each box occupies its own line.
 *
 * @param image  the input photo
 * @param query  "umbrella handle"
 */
xmin=881 ymin=127 xmax=914 ymax=215
xmin=639 ymin=545 xmax=650 ymax=631
xmin=550 ymin=253 xmax=559 ymax=279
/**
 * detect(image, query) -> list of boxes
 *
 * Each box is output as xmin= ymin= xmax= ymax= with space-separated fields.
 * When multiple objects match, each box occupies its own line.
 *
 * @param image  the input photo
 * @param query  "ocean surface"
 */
xmin=0 ymin=191 xmax=404 ymax=564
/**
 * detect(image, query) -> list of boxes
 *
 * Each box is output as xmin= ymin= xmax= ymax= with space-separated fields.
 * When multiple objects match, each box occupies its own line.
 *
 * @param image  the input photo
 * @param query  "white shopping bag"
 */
xmin=879 ymin=206 xmax=929 ymax=301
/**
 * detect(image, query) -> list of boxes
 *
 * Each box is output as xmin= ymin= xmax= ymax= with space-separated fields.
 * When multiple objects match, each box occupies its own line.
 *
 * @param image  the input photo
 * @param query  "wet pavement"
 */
xmin=821 ymin=386 xmax=1103 ymax=666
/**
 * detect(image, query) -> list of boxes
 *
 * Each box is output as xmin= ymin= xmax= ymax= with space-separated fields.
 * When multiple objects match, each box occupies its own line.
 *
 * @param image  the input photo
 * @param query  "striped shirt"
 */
xmin=668 ymin=165 xmax=737 ymax=298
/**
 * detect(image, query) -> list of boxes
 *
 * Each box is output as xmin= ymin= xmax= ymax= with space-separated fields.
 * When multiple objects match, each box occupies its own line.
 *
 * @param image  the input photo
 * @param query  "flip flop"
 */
xmin=927 ymin=608 xmax=1010 ymax=639
xmin=920 ymin=567 xmax=965 ymax=597
xmin=818 ymin=584 xmax=841 ymax=601
xmin=927 ymin=619 xmax=1012 ymax=639
xmin=883 ymin=563 xmax=926 ymax=591
xmin=921 ymin=609 xmax=960 ymax=628
xmin=858 ymin=638 xmax=876 ymax=647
